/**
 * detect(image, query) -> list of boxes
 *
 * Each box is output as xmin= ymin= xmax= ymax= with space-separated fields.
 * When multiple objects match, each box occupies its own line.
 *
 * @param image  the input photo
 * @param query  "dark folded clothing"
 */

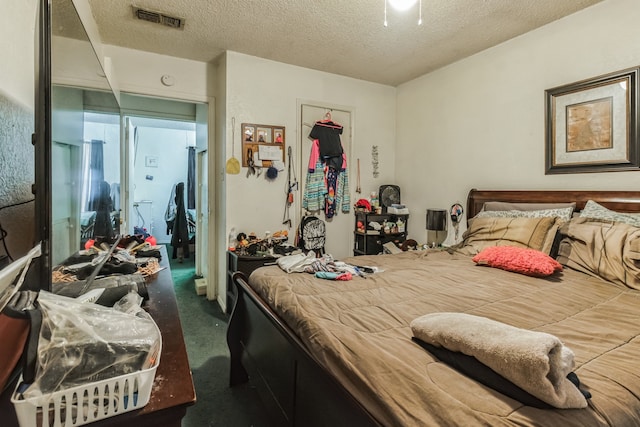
xmin=75 ymin=260 xmax=138 ymax=280
xmin=136 ymin=249 xmax=161 ymax=259
xmin=59 ymin=252 xmax=97 ymax=266
xmin=52 ymin=274 xmax=149 ymax=306
xmin=411 ymin=337 xmax=590 ymax=408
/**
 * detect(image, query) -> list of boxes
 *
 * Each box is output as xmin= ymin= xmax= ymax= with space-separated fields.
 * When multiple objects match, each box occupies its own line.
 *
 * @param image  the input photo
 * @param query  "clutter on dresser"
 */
xmin=2 ymin=242 xmax=165 ymax=427
xmin=52 ymin=234 xmax=164 ymax=292
xmin=230 ymin=229 xmax=293 ymax=256
xmin=353 ymin=210 xmax=410 ymax=256
xmin=387 ymin=203 xmax=409 ymax=214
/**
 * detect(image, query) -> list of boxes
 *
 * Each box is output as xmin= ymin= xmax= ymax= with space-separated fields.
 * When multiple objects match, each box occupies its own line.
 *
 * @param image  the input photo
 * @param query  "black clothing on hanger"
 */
xmin=310 ymin=121 xmax=344 ymax=170
xmin=170 ymin=182 xmax=190 ymax=259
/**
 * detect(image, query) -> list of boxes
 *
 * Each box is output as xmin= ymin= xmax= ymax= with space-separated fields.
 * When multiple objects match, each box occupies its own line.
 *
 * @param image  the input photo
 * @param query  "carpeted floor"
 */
xmin=166 ymin=246 xmax=271 ymax=427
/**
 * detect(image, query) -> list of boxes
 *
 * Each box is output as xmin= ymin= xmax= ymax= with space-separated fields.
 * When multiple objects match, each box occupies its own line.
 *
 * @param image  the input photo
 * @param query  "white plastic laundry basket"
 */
xmin=11 ymin=339 xmax=161 ymax=427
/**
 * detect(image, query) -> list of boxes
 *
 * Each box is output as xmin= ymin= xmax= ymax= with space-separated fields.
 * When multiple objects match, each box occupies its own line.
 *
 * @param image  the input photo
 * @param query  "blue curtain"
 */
xmin=187 ymin=147 xmax=196 ymax=209
xmin=86 ymin=139 xmax=105 ymax=211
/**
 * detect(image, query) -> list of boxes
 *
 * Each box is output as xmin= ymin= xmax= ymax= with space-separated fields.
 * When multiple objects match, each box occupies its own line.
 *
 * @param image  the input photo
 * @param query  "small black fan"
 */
xmin=379 ymin=185 xmax=401 ymax=211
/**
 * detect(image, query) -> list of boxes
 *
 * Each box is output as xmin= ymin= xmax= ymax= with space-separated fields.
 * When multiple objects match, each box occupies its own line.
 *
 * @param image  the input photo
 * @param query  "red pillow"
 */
xmin=472 ymin=246 xmax=563 ymax=277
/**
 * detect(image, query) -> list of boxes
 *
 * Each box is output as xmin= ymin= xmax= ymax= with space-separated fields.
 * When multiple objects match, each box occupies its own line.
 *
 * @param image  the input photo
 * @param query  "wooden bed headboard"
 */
xmin=467 ymin=189 xmax=640 ymax=220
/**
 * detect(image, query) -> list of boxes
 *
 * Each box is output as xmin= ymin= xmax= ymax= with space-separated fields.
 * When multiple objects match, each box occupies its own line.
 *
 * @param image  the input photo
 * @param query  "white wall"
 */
xmin=225 ymin=52 xmax=397 ymax=259
xmin=105 ymin=45 xmax=215 ymax=103
xmin=0 ymin=0 xmax=37 ymax=259
xmin=3 ymin=0 xmax=37 ymax=108
xmin=396 ymin=0 xmax=640 ymax=246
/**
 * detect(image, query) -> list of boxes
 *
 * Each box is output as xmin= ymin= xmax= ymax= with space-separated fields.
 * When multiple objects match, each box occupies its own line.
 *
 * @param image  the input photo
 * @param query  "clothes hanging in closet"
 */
xmin=93 ymin=180 xmax=114 ymax=239
xmin=170 ymin=182 xmax=190 ymax=260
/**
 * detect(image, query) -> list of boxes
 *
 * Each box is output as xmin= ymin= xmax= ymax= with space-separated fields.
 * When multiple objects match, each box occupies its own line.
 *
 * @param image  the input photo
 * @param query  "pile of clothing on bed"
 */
xmin=275 ymin=252 xmax=379 ymax=280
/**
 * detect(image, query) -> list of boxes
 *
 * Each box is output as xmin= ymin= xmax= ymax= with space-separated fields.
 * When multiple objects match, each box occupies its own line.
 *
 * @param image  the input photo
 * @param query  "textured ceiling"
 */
xmin=78 ymin=0 xmax=603 ymax=86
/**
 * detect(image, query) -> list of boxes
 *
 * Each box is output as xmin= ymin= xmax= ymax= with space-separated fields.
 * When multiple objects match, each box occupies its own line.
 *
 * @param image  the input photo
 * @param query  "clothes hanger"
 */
xmin=315 ymin=111 xmax=342 ymax=129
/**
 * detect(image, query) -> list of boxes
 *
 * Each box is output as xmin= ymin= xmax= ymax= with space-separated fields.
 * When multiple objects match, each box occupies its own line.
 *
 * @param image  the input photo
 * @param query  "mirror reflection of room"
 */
xmin=50 ymin=0 xmax=121 ymax=266
xmin=50 ymin=87 xmax=120 ymax=266
xmin=80 ymin=112 xmax=121 ymax=249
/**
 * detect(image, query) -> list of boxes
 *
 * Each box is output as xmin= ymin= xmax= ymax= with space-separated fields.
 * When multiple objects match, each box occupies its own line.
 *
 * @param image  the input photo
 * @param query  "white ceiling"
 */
xmin=83 ymin=0 xmax=603 ymax=86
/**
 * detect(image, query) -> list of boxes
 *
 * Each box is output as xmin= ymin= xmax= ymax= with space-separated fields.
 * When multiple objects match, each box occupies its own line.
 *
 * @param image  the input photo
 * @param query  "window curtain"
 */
xmin=86 ymin=139 xmax=105 ymax=211
xmin=187 ymin=146 xmax=196 ymax=210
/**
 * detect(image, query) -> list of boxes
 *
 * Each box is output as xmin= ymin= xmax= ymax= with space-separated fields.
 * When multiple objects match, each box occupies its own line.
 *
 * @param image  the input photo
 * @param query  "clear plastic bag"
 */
xmin=21 ymin=291 xmax=160 ymax=398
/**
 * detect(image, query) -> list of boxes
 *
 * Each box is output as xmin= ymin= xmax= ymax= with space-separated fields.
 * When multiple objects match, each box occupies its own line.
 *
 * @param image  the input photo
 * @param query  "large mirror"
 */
xmin=50 ymin=0 xmax=120 ymax=267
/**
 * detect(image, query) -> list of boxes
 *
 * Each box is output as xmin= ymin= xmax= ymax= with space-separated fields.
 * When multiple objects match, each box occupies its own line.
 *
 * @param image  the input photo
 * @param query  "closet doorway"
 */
xmin=299 ymin=102 xmax=353 ymax=259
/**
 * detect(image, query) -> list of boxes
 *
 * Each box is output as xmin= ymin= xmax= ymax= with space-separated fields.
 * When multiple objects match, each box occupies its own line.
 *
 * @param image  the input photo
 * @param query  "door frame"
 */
xmin=120 ymin=95 xmax=218 ymax=301
xmin=296 ymin=99 xmax=355 ymax=259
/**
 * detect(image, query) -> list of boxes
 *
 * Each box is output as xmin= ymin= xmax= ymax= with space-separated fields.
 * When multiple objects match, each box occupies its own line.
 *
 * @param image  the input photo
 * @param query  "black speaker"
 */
xmin=379 ymin=185 xmax=401 ymax=212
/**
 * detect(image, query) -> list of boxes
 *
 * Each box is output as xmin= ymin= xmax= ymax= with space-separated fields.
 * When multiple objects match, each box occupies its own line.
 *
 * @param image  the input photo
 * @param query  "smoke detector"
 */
xmin=133 ymin=6 xmax=185 ymax=29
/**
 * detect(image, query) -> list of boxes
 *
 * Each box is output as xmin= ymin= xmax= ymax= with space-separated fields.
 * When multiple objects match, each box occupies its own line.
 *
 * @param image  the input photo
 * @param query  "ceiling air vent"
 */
xmin=133 ymin=7 xmax=184 ymax=29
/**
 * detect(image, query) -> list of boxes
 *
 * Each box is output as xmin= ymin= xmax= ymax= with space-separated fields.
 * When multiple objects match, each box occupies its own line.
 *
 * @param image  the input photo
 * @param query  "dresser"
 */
xmin=1 ymin=247 xmax=196 ymax=427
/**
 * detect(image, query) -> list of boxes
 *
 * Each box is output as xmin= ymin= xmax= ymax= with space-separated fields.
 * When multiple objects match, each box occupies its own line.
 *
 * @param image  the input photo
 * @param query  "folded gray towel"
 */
xmin=410 ymin=312 xmax=587 ymax=409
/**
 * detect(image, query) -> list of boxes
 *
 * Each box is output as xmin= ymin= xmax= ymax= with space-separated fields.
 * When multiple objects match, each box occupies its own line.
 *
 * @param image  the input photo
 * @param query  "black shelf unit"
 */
xmin=226 ymin=250 xmax=277 ymax=310
xmin=353 ymin=211 xmax=409 ymax=255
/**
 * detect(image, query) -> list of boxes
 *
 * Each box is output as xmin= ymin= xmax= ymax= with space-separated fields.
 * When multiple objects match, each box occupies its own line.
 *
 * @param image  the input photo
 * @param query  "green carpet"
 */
xmin=166 ymin=246 xmax=270 ymax=427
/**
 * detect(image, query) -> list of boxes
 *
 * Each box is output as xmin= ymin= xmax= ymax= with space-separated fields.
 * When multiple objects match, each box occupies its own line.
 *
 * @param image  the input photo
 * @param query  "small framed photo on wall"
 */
xmin=257 ymin=127 xmax=272 ymax=143
xmin=274 ymin=128 xmax=284 ymax=143
xmin=243 ymin=124 xmax=255 ymax=142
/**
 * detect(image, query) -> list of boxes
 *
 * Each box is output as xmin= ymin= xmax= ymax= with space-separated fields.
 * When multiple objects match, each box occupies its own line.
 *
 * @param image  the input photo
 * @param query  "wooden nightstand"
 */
xmin=226 ymin=251 xmax=277 ymax=311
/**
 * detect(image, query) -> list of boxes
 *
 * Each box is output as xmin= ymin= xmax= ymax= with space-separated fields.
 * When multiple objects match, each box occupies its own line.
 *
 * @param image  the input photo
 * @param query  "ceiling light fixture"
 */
xmin=384 ymin=0 xmax=423 ymax=27
xmin=389 ymin=0 xmax=418 ymax=11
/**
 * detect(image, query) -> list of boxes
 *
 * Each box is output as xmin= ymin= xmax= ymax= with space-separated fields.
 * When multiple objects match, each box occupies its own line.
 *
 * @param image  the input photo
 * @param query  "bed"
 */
xmin=227 ymin=189 xmax=640 ymax=426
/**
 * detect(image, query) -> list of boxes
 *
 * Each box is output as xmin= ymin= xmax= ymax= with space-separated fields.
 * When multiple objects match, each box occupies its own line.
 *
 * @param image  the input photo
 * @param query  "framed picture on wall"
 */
xmin=545 ymin=67 xmax=640 ymax=174
xmin=243 ymin=124 xmax=255 ymax=142
xmin=274 ymin=128 xmax=284 ymax=144
xmin=240 ymin=123 xmax=286 ymax=167
xmin=256 ymin=127 xmax=272 ymax=143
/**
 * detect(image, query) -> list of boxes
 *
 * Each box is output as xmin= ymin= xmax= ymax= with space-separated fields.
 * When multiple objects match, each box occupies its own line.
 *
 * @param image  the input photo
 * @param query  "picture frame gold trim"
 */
xmin=545 ymin=67 xmax=640 ymax=174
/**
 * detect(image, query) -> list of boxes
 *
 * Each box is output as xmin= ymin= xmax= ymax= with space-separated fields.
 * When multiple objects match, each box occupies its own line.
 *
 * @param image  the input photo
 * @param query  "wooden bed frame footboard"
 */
xmin=227 ymin=271 xmax=382 ymax=427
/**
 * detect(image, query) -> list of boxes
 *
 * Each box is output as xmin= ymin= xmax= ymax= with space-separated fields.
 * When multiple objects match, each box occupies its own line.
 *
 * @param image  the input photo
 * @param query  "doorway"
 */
xmin=126 ymin=117 xmax=196 ymax=243
xmin=120 ymin=93 xmax=209 ymax=289
xmin=298 ymin=101 xmax=354 ymax=259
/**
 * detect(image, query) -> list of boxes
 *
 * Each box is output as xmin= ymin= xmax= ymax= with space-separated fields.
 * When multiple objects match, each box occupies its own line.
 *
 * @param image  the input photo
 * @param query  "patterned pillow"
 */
xmin=459 ymin=216 xmax=560 ymax=255
xmin=483 ymin=201 xmax=576 ymax=213
xmin=475 ymin=207 xmax=574 ymax=222
xmin=580 ymin=200 xmax=640 ymax=227
xmin=472 ymin=246 xmax=563 ymax=277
